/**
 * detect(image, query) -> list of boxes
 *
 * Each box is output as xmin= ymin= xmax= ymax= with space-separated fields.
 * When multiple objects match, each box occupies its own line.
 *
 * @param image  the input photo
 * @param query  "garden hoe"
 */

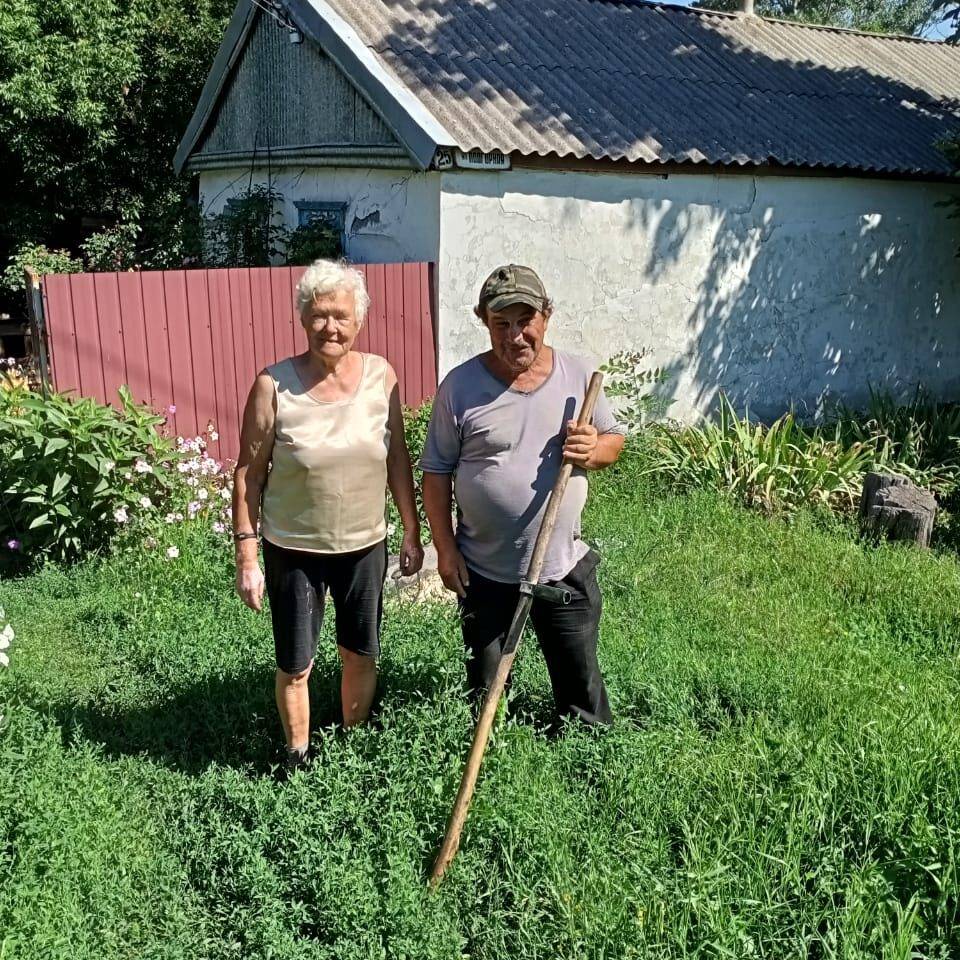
xmin=429 ymin=371 xmax=604 ymax=887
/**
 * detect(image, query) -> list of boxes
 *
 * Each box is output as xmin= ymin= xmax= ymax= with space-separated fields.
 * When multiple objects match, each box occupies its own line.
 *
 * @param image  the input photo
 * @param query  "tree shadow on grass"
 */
xmin=44 ymin=657 xmax=458 ymax=777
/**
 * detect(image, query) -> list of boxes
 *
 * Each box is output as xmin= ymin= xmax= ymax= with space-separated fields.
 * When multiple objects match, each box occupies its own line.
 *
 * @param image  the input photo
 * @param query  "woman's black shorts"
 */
xmin=262 ymin=538 xmax=387 ymax=674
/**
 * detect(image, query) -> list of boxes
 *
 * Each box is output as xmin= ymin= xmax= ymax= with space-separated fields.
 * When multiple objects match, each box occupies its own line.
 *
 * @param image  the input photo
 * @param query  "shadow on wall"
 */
xmin=384 ymin=0 xmax=960 ymax=420
xmin=623 ymin=180 xmax=960 ymax=421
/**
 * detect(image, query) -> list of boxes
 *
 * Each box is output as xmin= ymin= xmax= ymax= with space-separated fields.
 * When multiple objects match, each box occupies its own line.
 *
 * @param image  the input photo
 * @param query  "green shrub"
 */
xmin=285 ymin=218 xmax=342 ymax=264
xmin=202 ymin=186 xmax=288 ymax=268
xmin=2 ymin=242 xmax=82 ymax=293
xmin=0 ymin=384 xmax=182 ymax=570
xmin=386 ymin=398 xmax=433 ymax=553
xmin=645 ymin=395 xmax=877 ymax=514
xmin=80 ymin=222 xmax=141 ymax=272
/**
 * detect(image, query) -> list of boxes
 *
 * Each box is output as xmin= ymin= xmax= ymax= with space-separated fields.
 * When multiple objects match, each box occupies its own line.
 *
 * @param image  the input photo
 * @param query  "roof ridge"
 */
xmin=605 ymin=0 xmax=951 ymax=45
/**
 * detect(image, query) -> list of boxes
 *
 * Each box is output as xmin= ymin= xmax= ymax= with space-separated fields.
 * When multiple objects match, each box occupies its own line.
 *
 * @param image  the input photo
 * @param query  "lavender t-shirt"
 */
xmin=420 ymin=350 xmax=625 ymax=583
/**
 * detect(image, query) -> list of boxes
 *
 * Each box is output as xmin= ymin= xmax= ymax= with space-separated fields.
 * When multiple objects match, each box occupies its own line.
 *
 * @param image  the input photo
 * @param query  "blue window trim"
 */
xmin=294 ymin=200 xmax=347 ymax=230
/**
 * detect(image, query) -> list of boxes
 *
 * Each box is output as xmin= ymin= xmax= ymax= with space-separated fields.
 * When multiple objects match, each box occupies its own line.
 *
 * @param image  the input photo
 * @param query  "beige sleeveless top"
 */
xmin=261 ymin=353 xmax=391 ymax=553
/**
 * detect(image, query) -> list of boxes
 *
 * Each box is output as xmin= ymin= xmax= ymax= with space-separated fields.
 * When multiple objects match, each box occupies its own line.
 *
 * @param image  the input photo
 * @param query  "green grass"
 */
xmin=3 ymin=459 xmax=960 ymax=958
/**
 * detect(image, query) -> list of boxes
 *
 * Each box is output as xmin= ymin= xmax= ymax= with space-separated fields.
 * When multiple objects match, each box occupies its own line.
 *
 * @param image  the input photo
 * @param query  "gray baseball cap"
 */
xmin=478 ymin=264 xmax=548 ymax=313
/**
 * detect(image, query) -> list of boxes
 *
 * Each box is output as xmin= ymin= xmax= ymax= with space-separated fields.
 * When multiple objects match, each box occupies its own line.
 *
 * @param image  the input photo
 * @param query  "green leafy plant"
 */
xmin=386 ymin=398 xmax=433 ymax=554
xmin=285 ymin=218 xmax=342 ymax=265
xmin=202 ymin=186 xmax=289 ymax=268
xmin=0 ymin=383 xmax=181 ymax=569
xmin=832 ymin=387 xmax=960 ymax=495
xmin=2 ymin=243 xmax=83 ymax=293
xmin=80 ymin=221 xmax=141 ymax=272
xmin=691 ymin=0 xmax=942 ymax=35
xmin=600 ymin=348 xmax=668 ymax=431
xmin=646 ymin=395 xmax=877 ymax=514
xmin=0 ymin=0 xmax=233 ymax=303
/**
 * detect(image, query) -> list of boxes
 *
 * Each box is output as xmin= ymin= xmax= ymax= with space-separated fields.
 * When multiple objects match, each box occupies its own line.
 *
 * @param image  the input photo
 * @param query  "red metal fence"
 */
xmin=41 ymin=263 xmax=437 ymax=462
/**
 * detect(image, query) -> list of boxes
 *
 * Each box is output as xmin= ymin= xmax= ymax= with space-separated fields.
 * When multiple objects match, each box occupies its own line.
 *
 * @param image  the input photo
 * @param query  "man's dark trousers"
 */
xmin=457 ymin=549 xmax=613 ymax=725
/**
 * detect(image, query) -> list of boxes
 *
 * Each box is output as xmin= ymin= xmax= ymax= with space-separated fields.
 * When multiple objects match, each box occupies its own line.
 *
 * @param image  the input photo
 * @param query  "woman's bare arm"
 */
xmin=232 ymin=372 xmax=276 ymax=610
xmin=384 ymin=364 xmax=424 ymax=575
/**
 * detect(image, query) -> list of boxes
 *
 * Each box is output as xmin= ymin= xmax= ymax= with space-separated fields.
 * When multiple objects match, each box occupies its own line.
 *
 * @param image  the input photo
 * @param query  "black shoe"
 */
xmin=274 ymin=743 xmax=310 ymax=782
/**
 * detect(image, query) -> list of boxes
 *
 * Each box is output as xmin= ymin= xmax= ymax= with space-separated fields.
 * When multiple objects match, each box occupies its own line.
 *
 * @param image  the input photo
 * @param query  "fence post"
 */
xmin=24 ymin=269 xmax=51 ymax=398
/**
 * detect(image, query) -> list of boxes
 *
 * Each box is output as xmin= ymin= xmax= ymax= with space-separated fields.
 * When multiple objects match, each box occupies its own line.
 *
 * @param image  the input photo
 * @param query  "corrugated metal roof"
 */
xmin=313 ymin=0 xmax=960 ymax=176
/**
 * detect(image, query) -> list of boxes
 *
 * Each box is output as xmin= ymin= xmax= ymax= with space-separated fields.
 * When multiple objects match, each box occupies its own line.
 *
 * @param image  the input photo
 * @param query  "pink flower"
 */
xmin=134 ymin=460 xmax=152 ymax=474
xmin=6 ymin=539 xmax=20 ymax=551
xmin=211 ymin=521 xmax=226 ymax=534
xmin=167 ymin=404 xmax=177 ymax=415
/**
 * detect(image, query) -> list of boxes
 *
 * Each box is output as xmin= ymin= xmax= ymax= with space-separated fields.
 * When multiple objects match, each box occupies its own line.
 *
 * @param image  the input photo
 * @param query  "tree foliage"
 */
xmin=692 ymin=0 xmax=946 ymax=35
xmin=0 ymin=0 xmax=232 ymax=303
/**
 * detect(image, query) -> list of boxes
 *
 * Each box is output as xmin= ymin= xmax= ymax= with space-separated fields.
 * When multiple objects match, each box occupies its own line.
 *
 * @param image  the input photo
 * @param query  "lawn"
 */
xmin=2 ymin=457 xmax=960 ymax=959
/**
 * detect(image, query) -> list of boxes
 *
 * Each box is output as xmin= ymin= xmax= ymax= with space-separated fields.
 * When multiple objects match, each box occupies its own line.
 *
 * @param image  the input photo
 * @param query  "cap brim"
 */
xmin=485 ymin=292 xmax=543 ymax=313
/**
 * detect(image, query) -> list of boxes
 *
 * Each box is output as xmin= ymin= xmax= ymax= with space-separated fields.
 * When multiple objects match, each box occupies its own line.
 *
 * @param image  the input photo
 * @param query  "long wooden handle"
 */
xmin=522 ymin=371 xmax=604 ymax=597
xmin=429 ymin=371 xmax=605 ymax=887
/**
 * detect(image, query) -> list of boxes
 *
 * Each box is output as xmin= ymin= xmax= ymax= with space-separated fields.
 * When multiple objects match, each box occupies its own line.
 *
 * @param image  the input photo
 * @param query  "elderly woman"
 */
xmin=232 ymin=259 xmax=423 ymax=769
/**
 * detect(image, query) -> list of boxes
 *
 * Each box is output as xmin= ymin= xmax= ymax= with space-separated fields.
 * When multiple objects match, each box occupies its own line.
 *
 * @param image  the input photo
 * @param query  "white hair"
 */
xmin=295 ymin=259 xmax=371 ymax=323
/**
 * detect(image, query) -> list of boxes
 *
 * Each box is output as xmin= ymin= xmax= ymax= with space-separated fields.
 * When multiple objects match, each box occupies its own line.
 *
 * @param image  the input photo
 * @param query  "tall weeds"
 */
xmin=644 ymin=392 xmax=960 ymax=517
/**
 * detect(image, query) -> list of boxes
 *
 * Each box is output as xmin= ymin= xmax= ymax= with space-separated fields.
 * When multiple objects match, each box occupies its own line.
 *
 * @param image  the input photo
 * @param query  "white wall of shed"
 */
xmin=438 ymin=168 xmax=960 ymax=421
xmin=197 ymin=166 xmax=441 ymax=263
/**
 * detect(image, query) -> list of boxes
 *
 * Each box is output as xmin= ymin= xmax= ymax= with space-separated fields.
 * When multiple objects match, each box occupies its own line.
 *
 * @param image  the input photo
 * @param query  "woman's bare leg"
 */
xmin=339 ymin=647 xmax=377 ymax=727
xmin=275 ymin=661 xmax=312 ymax=750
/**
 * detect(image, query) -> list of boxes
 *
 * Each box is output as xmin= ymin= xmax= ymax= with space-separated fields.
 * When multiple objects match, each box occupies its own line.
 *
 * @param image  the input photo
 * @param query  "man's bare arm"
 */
xmin=563 ymin=424 xmax=625 ymax=471
xmin=423 ymin=471 xmax=470 ymax=598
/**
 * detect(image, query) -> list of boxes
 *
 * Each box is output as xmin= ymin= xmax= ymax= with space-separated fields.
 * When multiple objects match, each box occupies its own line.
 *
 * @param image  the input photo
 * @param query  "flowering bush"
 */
xmin=0 ymin=383 xmax=186 ymax=569
xmin=0 ymin=607 xmax=12 ymax=669
xmin=120 ymin=428 xmax=233 ymax=561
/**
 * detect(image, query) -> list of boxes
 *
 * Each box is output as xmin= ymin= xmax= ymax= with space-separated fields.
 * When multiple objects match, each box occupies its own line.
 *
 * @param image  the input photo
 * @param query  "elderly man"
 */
xmin=421 ymin=265 xmax=625 ymax=725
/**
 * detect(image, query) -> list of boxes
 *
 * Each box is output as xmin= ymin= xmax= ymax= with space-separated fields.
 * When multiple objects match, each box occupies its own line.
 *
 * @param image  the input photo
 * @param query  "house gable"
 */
xmin=185 ymin=8 xmax=409 ymax=170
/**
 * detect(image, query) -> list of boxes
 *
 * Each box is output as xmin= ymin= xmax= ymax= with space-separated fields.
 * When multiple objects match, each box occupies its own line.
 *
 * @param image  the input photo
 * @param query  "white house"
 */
xmin=176 ymin=0 xmax=960 ymax=420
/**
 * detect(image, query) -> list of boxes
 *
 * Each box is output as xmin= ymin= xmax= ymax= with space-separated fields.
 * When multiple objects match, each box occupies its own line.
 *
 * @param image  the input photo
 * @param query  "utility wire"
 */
xmin=248 ymin=0 xmax=298 ymax=32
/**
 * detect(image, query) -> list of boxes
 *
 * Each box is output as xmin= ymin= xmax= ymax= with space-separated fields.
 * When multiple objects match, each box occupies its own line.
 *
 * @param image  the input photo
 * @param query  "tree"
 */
xmin=692 ymin=0 xmax=943 ymax=35
xmin=0 ymin=0 xmax=232 ymax=306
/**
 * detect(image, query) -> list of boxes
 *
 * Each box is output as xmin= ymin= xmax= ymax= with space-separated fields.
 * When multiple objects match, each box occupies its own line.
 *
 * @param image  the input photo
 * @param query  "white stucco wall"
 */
xmin=438 ymin=168 xmax=960 ymax=421
xmin=198 ymin=166 xmax=441 ymax=264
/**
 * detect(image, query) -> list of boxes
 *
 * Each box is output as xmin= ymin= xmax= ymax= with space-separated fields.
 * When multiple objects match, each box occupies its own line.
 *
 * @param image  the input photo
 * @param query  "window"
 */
xmin=294 ymin=200 xmax=347 ymax=236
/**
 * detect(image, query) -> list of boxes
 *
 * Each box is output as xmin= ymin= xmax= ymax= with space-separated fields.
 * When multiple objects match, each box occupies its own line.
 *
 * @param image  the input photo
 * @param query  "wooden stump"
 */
xmin=860 ymin=472 xmax=937 ymax=548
